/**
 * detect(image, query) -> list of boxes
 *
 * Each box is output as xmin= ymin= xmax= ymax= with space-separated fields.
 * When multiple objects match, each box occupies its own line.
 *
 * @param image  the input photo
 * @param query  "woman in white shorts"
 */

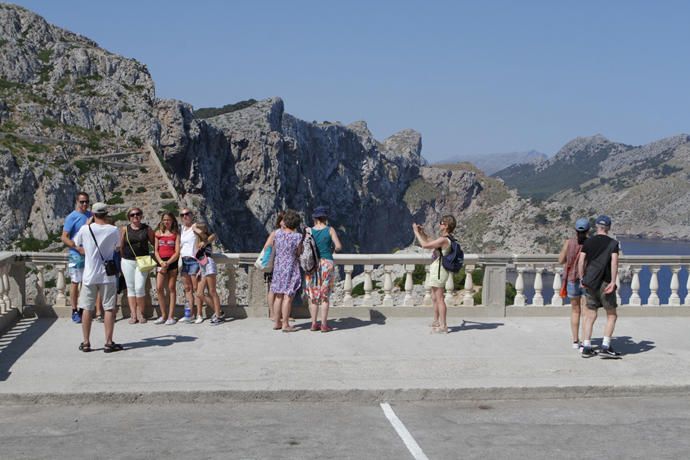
xmin=412 ymin=215 xmax=457 ymax=334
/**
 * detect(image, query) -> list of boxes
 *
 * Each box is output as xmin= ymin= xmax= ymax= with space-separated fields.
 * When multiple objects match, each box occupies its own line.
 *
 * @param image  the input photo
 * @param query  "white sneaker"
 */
xmin=178 ymin=316 xmax=191 ymax=324
xmin=194 ymin=315 xmax=204 ymax=324
xmin=154 ymin=317 xmax=166 ymax=325
xmin=572 ymin=342 xmax=580 ymax=350
xmin=164 ymin=318 xmax=176 ymax=325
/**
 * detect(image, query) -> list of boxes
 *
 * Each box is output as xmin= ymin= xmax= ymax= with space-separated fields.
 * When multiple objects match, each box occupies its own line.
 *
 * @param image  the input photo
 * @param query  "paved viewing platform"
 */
xmin=2 ymin=315 xmax=689 ymax=403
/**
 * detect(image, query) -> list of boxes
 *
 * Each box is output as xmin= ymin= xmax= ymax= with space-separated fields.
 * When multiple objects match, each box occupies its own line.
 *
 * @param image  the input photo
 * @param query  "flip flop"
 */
xmin=281 ymin=326 xmax=297 ymax=333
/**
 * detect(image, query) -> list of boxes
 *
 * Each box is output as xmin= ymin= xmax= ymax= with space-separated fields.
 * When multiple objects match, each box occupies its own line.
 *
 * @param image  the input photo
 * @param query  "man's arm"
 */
xmin=604 ymin=252 xmax=619 ymax=294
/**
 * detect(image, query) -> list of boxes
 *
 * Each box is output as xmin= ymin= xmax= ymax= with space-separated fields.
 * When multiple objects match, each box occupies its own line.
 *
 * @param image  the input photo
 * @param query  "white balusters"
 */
xmin=463 ymin=266 xmax=475 ymax=306
xmin=629 ymin=266 xmax=641 ymax=306
xmin=382 ymin=265 xmax=393 ymax=307
xmin=0 ymin=265 xmax=7 ymax=313
xmin=648 ymin=265 xmax=660 ymax=306
xmin=423 ymin=265 xmax=432 ymax=307
xmin=532 ymin=267 xmax=544 ymax=306
xmin=362 ymin=265 xmax=374 ymax=307
xmin=403 ymin=264 xmax=414 ymax=307
xmin=513 ymin=266 xmax=526 ymax=306
xmin=669 ymin=266 xmax=681 ymax=306
xmin=34 ymin=264 xmax=46 ymax=307
xmin=343 ymin=265 xmax=354 ymax=307
xmin=56 ymin=264 xmax=66 ymax=307
xmin=225 ymin=263 xmax=237 ymax=308
xmin=444 ymin=271 xmax=455 ymax=305
xmin=551 ymin=267 xmax=563 ymax=306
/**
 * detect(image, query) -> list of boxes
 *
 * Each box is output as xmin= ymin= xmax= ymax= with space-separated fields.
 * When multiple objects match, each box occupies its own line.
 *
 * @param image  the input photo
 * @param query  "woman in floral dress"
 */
xmin=270 ymin=209 xmax=302 ymax=332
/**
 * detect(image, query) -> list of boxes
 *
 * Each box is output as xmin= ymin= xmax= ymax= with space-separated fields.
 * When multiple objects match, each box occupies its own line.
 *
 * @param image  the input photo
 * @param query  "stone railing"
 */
xmin=1 ymin=252 xmax=689 ymax=322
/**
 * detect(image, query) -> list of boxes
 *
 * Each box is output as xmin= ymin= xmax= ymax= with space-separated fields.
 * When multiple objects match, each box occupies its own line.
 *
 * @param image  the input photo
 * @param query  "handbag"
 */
xmin=559 ymin=266 xmax=569 ymax=298
xmin=126 ymin=227 xmax=157 ymax=273
xmin=88 ymin=224 xmax=118 ymax=276
xmin=254 ymin=246 xmax=274 ymax=272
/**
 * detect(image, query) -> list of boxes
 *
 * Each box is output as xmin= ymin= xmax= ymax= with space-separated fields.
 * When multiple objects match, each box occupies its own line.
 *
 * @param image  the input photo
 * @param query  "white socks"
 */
xmin=603 ymin=336 xmax=611 ymax=348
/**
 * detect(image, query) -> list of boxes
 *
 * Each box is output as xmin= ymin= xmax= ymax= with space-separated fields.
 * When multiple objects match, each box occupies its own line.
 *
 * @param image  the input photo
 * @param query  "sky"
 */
xmin=10 ymin=0 xmax=690 ymax=161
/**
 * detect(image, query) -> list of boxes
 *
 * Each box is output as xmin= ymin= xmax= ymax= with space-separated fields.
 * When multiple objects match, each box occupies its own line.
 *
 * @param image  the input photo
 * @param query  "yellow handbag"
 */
xmin=126 ymin=227 xmax=157 ymax=273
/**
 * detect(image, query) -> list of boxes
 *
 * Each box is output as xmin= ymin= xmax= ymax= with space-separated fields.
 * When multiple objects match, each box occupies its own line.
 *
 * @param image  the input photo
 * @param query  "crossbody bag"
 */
xmin=126 ymin=226 xmax=157 ymax=273
xmin=88 ymin=225 xmax=118 ymax=276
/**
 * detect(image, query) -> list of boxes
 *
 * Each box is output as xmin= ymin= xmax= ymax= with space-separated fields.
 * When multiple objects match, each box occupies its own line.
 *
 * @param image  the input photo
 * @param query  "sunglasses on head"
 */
xmin=129 ymin=212 xmax=142 ymax=217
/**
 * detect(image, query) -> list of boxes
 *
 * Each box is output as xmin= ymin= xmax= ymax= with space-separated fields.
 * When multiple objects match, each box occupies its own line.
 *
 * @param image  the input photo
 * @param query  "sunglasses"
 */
xmin=79 ymin=200 xmax=89 ymax=204
xmin=180 ymin=212 xmax=191 ymax=217
xmin=129 ymin=212 xmax=142 ymax=217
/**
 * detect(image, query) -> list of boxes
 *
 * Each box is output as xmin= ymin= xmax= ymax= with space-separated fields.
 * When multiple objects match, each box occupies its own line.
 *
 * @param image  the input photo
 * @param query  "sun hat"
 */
xmin=312 ymin=206 xmax=329 ymax=219
xmin=575 ymin=218 xmax=590 ymax=232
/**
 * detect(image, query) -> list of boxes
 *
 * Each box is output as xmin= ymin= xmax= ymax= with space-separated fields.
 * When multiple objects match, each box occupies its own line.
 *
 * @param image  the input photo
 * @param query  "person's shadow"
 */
xmin=120 ymin=334 xmax=198 ymax=350
xmin=606 ymin=336 xmax=655 ymax=355
xmin=295 ymin=312 xmax=387 ymax=331
xmin=448 ymin=320 xmax=504 ymax=334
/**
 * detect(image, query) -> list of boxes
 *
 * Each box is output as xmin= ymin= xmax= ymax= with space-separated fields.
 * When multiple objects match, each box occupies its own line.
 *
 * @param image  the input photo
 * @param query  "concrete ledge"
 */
xmin=5 ymin=384 xmax=690 ymax=406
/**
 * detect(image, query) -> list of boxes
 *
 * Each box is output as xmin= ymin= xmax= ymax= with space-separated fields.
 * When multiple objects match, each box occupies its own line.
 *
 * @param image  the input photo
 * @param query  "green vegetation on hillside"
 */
xmin=194 ymin=99 xmax=258 ymax=119
xmin=493 ymin=144 xmax=625 ymax=200
xmin=403 ymin=178 xmax=437 ymax=209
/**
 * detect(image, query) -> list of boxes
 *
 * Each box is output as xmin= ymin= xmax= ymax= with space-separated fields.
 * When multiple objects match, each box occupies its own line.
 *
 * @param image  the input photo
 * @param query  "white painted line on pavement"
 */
xmin=380 ymin=402 xmax=429 ymax=460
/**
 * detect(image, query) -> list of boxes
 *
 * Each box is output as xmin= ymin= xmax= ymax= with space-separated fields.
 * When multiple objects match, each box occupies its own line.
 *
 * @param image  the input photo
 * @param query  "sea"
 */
xmin=508 ymin=238 xmax=690 ymax=305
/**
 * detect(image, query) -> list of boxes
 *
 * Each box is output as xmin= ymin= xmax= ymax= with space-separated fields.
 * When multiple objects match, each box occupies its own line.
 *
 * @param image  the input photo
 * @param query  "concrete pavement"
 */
xmin=1 ymin=314 xmax=689 ymax=402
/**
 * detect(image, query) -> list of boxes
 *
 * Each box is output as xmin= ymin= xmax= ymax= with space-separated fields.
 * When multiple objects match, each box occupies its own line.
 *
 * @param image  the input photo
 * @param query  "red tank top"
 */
xmin=157 ymin=233 xmax=177 ymax=259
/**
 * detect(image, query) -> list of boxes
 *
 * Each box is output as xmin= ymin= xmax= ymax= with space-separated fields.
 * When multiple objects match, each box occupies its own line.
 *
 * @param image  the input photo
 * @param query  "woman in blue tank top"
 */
xmin=305 ymin=206 xmax=342 ymax=332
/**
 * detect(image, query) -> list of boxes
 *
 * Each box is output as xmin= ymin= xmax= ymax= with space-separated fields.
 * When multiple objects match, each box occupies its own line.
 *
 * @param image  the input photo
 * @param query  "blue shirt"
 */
xmin=311 ymin=226 xmax=333 ymax=260
xmin=63 ymin=210 xmax=92 ymax=256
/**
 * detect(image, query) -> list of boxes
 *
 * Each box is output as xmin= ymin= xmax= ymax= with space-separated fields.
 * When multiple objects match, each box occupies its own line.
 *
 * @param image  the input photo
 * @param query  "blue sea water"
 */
xmin=508 ymin=238 xmax=690 ymax=305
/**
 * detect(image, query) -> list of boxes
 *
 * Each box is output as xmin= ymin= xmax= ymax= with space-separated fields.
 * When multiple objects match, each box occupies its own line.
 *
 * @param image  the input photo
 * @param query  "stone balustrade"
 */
xmin=1 ymin=251 xmax=689 ymax=323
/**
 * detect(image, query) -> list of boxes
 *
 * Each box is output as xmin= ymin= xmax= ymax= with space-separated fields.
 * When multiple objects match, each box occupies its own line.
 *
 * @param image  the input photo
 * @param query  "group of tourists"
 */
xmin=61 ymin=192 xmax=224 ymax=353
xmin=61 ymin=192 xmax=621 ymax=358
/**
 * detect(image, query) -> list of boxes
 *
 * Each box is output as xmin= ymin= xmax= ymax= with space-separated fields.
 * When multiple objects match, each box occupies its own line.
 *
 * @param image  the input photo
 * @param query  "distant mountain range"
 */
xmin=435 ymin=150 xmax=547 ymax=175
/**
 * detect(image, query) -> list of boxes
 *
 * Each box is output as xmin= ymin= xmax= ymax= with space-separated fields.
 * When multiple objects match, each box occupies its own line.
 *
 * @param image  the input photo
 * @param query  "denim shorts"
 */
xmin=567 ymin=280 xmax=583 ymax=298
xmin=180 ymin=257 xmax=200 ymax=275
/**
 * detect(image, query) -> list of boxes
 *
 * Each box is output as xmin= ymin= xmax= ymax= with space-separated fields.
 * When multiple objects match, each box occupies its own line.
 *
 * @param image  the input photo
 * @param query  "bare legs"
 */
xmin=272 ymin=293 xmax=294 ymax=331
xmin=157 ymin=270 xmax=178 ymax=321
xmin=570 ymin=296 xmax=583 ymax=343
xmin=127 ymin=296 xmax=147 ymax=323
xmin=182 ymin=273 xmax=198 ymax=315
xmin=81 ymin=307 xmax=117 ymax=346
xmin=431 ymin=287 xmax=447 ymax=333
xmin=196 ymin=275 xmax=222 ymax=318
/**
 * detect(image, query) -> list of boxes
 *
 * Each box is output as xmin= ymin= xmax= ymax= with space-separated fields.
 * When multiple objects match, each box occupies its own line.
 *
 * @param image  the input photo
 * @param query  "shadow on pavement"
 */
xmin=613 ymin=336 xmax=656 ymax=355
xmin=0 ymin=317 xmax=57 ymax=382
xmin=448 ymin=320 xmax=504 ymax=333
xmin=318 ymin=312 xmax=387 ymax=331
xmin=122 ymin=334 xmax=198 ymax=350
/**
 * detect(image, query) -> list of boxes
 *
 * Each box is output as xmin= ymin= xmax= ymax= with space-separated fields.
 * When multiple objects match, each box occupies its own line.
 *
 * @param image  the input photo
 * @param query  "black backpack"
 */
xmin=439 ymin=236 xmax=464 ymax=277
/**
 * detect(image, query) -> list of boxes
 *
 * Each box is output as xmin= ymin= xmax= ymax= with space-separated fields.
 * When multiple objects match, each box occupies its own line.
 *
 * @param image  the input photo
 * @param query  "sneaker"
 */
xmin=194 ymin=315 xmax=204 ymax=324
xmin=210 ymin=317 xmax=223 ymax=326
xmin=95 ymin=315 xmax=104 ymax=323
xmin=164 ymin=318 xmax=176 ymax=325
xmin=71 ymin=310 xmax=82 ymax=324
xmin=572 ymin=341 xmax=581 ymax=350
xmin=599 ymin=346 xmax=622 ymax=358
xmin=153 ymin=317 xmax=166 ymax=325
xmin=581 ymin=347 xmax=597 ymax=358
xmin=178 ymin=316 xmax=191 ymax=324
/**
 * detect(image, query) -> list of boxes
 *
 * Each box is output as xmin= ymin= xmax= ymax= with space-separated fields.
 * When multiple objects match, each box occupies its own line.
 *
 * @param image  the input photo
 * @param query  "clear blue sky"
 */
xmin=11 ymin=0 xmax=690 ymax=161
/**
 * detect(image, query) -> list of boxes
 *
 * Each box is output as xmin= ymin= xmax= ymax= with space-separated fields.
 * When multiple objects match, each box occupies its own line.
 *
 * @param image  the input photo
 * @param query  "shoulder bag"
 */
xmin=88 ymin=225 xmax=118 ymax=276
xmin=126 ymin=227 xmax=157 ymax=273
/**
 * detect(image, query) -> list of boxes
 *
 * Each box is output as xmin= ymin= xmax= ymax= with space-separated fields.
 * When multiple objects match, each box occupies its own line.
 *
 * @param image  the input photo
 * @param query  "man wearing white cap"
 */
xmin=72 ymin=202 xmax=122 ymax=353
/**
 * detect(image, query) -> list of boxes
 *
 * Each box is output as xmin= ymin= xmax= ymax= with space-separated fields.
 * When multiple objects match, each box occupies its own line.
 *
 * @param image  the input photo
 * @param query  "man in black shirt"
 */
xmin=577 ymin=215 xmax=621 ymax=358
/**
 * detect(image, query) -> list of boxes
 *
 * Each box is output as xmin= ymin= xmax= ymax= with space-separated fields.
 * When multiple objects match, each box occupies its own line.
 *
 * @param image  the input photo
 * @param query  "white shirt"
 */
xmin=73 ymin=223 xmax=120 ymax=285
xmin=180 ymin=225 xmax=197 ymax=258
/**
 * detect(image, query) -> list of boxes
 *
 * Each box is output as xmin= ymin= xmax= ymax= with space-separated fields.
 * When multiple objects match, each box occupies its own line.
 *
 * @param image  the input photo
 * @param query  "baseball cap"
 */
xmin=92 ymin=202 xmax=108 ymax=214
xmin=595 ymin=215 xmax=611 ymax=227
xmin=575 ymin=218 xmax=590 ymax=232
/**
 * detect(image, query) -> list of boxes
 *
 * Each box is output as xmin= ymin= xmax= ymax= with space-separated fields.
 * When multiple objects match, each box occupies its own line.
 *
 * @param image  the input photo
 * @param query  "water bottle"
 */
xmin=184 ymin=299 xmax=191 ymax=320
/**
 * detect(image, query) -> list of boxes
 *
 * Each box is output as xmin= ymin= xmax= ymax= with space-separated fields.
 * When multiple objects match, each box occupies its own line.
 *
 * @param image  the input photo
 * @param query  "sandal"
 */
xmin=432 ymin=326 xmax=449 ymax=334
xmin=78 ymin=342 xmax=91 ymax=352
xmin=320 ymin=325 xmax=332 ymax=333
xmin=430 ymin=320 xmax=440 ymax=328
xmin=128 ymin=317 xmax=138 ymax=325
xmin=310 ymin=322 xmax=320 ymax=332
xmin=273 ymin=324 xmax=282 ymax=330
xmin=103 ymin=342 xmax=124 ymax=353
xmin=281 ymin=326 xmax=297 ymax=333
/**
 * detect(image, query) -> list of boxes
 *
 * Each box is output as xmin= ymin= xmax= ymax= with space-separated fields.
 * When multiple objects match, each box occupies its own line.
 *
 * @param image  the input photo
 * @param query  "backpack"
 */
xmin=299 ymin=228 xmax=321 ymax=274
xmin=439 ymin=236 xmax=464 ymax=276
